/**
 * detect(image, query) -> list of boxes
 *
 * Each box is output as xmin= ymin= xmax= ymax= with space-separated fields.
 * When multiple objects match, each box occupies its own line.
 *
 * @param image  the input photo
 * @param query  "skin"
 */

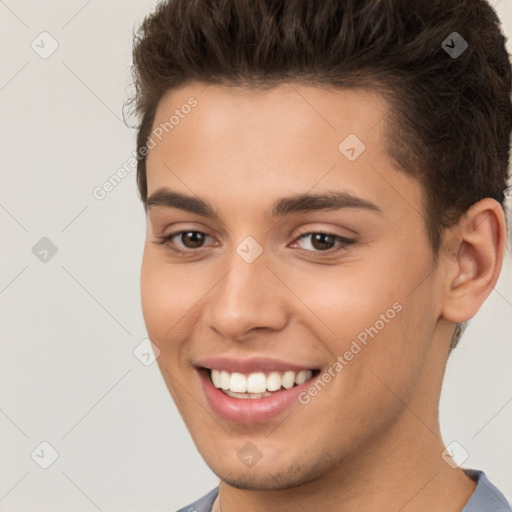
xmin=140 ymin=82 xmax=506 ymax=511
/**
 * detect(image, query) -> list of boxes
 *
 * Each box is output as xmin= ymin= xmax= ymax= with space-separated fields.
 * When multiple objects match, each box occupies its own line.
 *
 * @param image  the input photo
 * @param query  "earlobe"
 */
xmin=441 ymin=198 xmax=506 ymax=324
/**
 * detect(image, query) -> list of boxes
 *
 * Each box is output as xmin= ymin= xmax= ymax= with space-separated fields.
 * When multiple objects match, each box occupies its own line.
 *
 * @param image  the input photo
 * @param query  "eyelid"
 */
xmin=157 ymin=230 xmax=216 ymax=254
xmin=156 ymin=227 xmax=356 ymax=256
xmin=291 ymin=229 xmax=356 ymax=253
xmin=293 ymin=226 xmax=354 ymax=240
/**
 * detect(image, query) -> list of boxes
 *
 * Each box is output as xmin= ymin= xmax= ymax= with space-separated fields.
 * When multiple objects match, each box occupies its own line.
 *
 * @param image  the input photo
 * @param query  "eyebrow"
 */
xmin=145 ymin=188 xmax=382 ymax=219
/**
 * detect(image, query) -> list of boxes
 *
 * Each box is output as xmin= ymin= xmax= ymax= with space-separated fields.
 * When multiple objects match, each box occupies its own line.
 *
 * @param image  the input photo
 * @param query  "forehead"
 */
xmin=145 ymin=81 xmax=424 ymax=224
xmin=150 ymin=82 xmax=389 ymax=155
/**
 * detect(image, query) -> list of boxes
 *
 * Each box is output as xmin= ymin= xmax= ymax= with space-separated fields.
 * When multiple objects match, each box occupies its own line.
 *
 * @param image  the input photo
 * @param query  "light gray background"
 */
xmin=0 ymin=1 xmax=511 ymax=510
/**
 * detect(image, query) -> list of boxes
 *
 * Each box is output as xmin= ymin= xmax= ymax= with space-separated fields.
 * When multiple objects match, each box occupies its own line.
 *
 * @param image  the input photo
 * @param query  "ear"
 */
xmin=440 ymin=198 xmax=507 ymax=324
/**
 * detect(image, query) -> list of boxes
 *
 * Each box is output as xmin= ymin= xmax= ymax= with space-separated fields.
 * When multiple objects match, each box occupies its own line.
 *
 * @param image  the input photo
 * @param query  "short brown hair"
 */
xmin=127 ymin=0 xmax=512 ymax=349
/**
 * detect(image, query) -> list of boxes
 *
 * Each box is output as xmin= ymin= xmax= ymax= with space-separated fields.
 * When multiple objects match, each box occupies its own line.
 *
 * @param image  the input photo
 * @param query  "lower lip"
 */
xmin=198 ymin=368 xmax=317 ymax=424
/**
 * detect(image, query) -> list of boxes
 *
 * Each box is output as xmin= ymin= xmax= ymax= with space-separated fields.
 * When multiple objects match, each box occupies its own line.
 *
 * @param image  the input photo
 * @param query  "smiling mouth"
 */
xmin=204 ymin=368 xmax=321 ymax=399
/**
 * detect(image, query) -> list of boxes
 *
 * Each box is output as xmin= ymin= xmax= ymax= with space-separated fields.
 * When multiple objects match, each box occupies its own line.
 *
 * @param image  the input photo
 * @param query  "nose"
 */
xmin=203 ymin=248 xmax=289 ymax=341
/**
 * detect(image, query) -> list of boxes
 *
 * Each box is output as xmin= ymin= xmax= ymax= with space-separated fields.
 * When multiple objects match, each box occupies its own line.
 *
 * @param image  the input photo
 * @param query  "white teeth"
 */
xmin=225 ymin=390 xmax=273 ymax=399
xmin=220 ymin=370 xmax=230 ymax=390
xmin=266 ymin=371 xmax=282 ymax=391
xmin=229 ymin=372 xmax=247 ymax=393
xmin=209 ymin=369 xmax=314 ymax=395
xmin=247 ymin=372 xmax=267 ymax=393
xmin=282 ymin=371 xmax=296 ymax=389
xmin=211 ymin=369 xmax=221 ymax=388
xmin=295 ymin=370 xmax=308 ymax=385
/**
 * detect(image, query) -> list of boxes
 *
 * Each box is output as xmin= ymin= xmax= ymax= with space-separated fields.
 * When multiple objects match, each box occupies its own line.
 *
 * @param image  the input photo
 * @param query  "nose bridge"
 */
xmin=205 ymin=242 xmax=287 ymax=339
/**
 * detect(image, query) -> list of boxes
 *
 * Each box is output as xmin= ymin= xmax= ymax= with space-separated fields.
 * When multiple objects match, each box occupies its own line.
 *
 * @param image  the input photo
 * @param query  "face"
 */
xmin=140 ymin=82 xmax=449 ymax=490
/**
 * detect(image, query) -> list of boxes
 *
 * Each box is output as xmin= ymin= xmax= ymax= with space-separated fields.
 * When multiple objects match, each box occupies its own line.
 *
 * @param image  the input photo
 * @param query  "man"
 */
xmin=128 ymin=0 xmax=512 ymax=510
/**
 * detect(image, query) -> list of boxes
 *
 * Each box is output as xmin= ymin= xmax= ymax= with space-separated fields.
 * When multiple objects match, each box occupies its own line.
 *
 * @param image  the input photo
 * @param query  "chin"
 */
xmin=205 ymin=449 xmax=330 ymax=491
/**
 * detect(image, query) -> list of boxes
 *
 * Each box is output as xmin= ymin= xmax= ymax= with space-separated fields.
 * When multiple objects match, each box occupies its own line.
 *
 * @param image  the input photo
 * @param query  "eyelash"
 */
xmin=154 ymin=229 xmax=356 ymax=257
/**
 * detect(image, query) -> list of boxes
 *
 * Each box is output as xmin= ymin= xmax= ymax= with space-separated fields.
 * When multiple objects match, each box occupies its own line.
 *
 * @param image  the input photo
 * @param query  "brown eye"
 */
xmin=156 ymin=230 xmax=214 ymax=255
xmin=294 ymin=232 xmax=356 ymax=253
xmin=310 ymin=233 xmax=336 ymax=251
xmin=179 ymin=231 xmax=206 ymax=249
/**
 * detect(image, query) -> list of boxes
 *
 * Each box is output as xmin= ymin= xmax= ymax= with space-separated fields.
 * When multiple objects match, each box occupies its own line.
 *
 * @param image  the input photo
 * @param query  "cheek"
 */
xmin=281 ymin=260 xmax=427 ymax=395
xmin=140 ymin=249 xmax=181 ymax=342
xmin=140 ymin=248 xmax=210 ymax=343
xmin=279 ymin=260 xmax=402 ymax=343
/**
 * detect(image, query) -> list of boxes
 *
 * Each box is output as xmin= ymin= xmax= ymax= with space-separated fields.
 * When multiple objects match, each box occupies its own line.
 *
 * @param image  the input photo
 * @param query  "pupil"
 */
xmin=183 ymin=231 xmax=204 ymax=248
xmin=312 ymin=233 xmax=334 ymax=251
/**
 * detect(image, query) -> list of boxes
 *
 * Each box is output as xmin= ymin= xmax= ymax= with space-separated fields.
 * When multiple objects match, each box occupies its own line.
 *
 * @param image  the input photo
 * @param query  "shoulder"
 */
xmin=462 ymin=469 xmax=511 ymax=512
xmin=174 ymin=487 xmax=219 ymax=512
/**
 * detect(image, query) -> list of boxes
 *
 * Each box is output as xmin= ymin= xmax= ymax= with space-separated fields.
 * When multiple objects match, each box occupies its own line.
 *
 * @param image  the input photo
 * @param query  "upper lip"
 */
xmin=195 ymin=356 xmax=319 ymax=374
